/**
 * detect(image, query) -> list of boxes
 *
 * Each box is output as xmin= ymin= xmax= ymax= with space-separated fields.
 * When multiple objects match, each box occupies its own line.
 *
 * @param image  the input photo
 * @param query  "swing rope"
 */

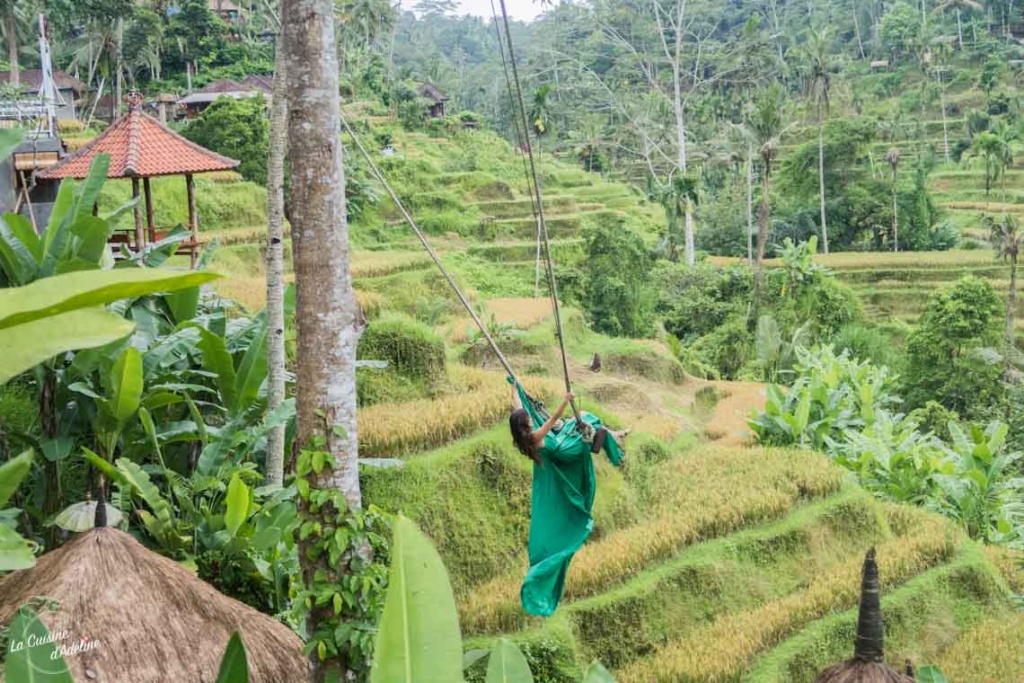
xmin=488 ymin=0 xmax=544 ymax=298
xmin=494 ymin=0 xmax=581 ymax=424
xmin=341 ymin=113 xmax=517 ymax=381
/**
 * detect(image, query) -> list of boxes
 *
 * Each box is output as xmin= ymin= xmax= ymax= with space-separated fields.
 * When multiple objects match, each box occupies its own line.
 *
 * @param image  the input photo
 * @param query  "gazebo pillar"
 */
xmin=143 ymin=177 xmax=155 ymax=243
xmin=131 ymin=177 xmax=145 ymax=251
xmin=186 ymin=173 xmax=198 ymax=269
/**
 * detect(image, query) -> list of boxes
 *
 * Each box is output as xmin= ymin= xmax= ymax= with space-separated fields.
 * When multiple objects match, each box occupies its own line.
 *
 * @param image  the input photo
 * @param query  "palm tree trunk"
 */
xmin=892 ymin=171 xmax=899 ymax=252
xmin=942 ymin=86 xmax=950 ymax=163
xmin=6 ymin=12 xmax=17 ymax=86
xmin=853 ymin=7 xmax=867 ymax=59
xmin=818 ymin=119 xmax=829 ymax=253
xmin=746 ymin=150 xmax=754 ymax=265
xmin=956 ymin=8 xmax=964 ymax=49
xmin=1006 ymin=255 xmax=1017 ymax=347
xmin=115 ymin=19 xmax=123 ymax=119
xmin=265 ymin=33 xmax=288 ymax=487
xmin=755 ymin=162 xmax=771 ymax=296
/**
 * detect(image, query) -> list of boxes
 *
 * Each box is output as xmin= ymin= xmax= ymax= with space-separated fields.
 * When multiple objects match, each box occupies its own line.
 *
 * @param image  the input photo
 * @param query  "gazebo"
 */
xmin=39 ymin=92 xmax=239 ymax=268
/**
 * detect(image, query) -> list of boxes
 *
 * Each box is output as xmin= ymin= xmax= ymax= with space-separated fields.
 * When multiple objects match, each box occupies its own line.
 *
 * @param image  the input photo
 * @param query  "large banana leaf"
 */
xmin=214 ymin=632 xmax=250 ymax=683
xmin=371 ymin=515 xmax=463 ymax=683
xmin=0 ymin=450 xmax=33 ymax=507
xmin=0 ymin=268 xmax=219 ymax=331
xmin=581 ymin=662 xmax=616 ymax=683
xmin=0 ymin=309 xmax=135 ymax=384
xmin=485 ymin=639 xmax=533 ymax=683
xmin=224 ymin=473 xmax=250 ymax=539
xmin=198 ymin=327 xmax=238 ymax=411
xmin=233 ymin=320 xmax=268 ymax=415
xmin=0 ymin=450 xmax=35 ymax=570
xmin=0 ymin=524 xmax=36 ymax=570
xmin=104 ymin=347 xmax=144 ymax=425
xmin=71 ymin=153 xmax=111 ymax=225
xmin=3 ymin=606 xmax=74 ymax=682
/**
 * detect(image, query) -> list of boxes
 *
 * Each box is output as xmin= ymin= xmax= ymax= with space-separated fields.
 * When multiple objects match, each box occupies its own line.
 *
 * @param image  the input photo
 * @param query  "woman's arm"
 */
xmin=532 ymin=392 xmax=572 ymax=444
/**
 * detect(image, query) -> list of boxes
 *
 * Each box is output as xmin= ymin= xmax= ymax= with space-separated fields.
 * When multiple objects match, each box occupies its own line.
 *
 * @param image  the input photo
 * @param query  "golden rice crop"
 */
xmin=351 ymin=251 xmax=432 ymax=279
xmin=213 ymin=272 xmax=379 ymax=315
xmin=449 ymin=297 xmax=554 ymax=343
xmin=709 ymin=250 xmax=997 ymax=270
xmin=982 ymin=546 xmax=1024 ymax=593
xmin=618 ymin=514 xmax=957 ymax=683
xmin=935 ymin=612 xmax=1024 ymax=683
xmin=943 ymin=201 xmax=1024 ymax=213
xmin=358 ymin=372 xmax=559 ymax=457
xmin=459 ymin=446 xmax=844 ymax=634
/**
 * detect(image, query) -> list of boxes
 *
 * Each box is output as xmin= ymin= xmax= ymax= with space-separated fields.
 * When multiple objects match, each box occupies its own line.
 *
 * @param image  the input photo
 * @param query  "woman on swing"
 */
xmin=507 ymin=379 xmax=628 ymax=617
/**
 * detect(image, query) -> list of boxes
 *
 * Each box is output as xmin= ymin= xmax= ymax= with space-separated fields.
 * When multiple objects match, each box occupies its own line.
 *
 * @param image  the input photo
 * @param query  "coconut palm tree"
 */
xmin=987 ymin=213 xmax=1023 ymax=348
xmin=741 ymin=82 xmax=790 ymax=297
xmin=886 ymin=148 xmax=901 ymax=251
xmin=965 ymin=131 xmax=1012 ymax=209
xmin=798 ymin=26 xmax=837 ymax=254
xmin=0 ymin=0 xmax=34 ymax=86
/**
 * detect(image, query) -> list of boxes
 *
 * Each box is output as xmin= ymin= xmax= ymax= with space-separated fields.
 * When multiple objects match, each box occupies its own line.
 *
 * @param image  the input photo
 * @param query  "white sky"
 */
xmin=453 ymin=0 xmax=549 ymax=21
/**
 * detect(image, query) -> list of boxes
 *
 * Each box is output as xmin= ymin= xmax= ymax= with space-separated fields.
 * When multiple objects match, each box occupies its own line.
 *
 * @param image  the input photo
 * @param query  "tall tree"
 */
xmin=966 ymin=131 xmax=1012 ymax=209
xmin=886 ymin=147 xmax=901 ymax=252
xmin=0 ymin=0 xmax=20 ymax=86
xmin=264 ymin=1 xmax=287 ymax=487
xmin=742 ymin=83 xmax=788 ymax=298
xmin=283 ymin=0 xmax=364 ymax=677
xmin=799 ymin=26 xmax=836 ymax=254
xmin=988 ymin=214 xmax=1022 ymax=348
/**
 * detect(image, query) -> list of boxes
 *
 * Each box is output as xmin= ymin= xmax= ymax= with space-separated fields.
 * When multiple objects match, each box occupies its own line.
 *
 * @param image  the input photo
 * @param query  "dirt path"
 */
xmin=701 ymin=380 xmax=766 ymax=446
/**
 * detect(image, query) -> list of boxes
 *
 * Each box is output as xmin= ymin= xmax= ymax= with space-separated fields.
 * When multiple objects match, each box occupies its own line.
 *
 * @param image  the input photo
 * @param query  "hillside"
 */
xmin=53 ymin=103 xmax=1019 ymax=677
xmin=161 ymin=125 xmax=1023 ymax=680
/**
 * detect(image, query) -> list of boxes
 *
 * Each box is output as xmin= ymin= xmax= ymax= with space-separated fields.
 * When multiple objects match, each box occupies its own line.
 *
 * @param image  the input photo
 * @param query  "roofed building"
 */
xmin=39 ymin=92 xmax=240 ymax=267
xmin=418 ymin=83 xmax=447 ymax=118
xmin=177 ymin=78 xmax=265 ymax=118
xmin=0 ymin=69 xmax=87 ymax=121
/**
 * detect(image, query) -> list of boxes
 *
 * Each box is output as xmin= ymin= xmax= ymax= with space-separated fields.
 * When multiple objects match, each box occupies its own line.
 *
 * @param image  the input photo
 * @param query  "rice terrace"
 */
xmin=1 ymin=0 xmax=1023 ymax=682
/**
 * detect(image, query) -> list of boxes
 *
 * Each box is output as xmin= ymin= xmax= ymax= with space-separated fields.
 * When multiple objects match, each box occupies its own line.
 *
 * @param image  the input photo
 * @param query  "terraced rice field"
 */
xmin=364 ymin=416 xmax=1021 ymax=682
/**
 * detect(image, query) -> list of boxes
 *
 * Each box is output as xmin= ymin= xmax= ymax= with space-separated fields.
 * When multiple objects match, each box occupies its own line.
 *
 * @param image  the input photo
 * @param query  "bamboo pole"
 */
xmin=143 ymin=177 xmax=155 ymax=243
xmin=186 ymin=173 xmax=198 ymax=268
xmin=132 ymin=177 xmax=145 ymax=252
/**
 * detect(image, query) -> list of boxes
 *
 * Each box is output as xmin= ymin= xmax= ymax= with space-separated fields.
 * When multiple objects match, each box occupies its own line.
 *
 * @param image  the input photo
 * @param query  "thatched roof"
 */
xmin=0 ymin=528 xmax=308 ymax=683
xmin=815 ymin=549 xmax=915 ymax=683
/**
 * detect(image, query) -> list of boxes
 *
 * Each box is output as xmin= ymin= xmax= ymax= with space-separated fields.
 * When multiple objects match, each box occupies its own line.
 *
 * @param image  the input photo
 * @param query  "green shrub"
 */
xmin=831 ymin=323 xmax=903 ymax=371
xmin=573 ymin=216 xmax=656 ymax=338
xmin=656 ymin=262 xmax=752 ymax=343
xmin=903 ymin=276 xmax=1004 ymax=416
xmin=182 ymin=96 xmax=269 ymax=185
xmin=358 ymin=313 xmax=446 ymax=381
xmin=689 ymin=316 xmax=752 ymax=380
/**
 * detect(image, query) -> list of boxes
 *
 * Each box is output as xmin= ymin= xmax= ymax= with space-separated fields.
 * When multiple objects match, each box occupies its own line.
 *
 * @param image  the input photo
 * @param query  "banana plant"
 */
xmin=936 ymin=421 xmax=1024 ymax=542
xmin=372 ymin=516 xmax=618 ymax=683
xmin=0 ymin=151 xmax=140 ymax=287
xmin=0 ymin=450 xmax=36 ymax=571
xmin=88 ymin=449 xmax=299 ymax=603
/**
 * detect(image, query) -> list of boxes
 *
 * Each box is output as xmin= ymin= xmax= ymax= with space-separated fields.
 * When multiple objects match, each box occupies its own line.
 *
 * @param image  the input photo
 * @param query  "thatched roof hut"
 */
xmin=815 ymin=548 xmax=915 ymax=683
xmin=0 ymin=527 xmax=308 ymax=682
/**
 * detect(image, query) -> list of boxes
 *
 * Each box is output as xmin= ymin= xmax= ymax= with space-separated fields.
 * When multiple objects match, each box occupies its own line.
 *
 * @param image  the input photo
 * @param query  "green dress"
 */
xmin=514 ymin=382 xmax=623 ymax=616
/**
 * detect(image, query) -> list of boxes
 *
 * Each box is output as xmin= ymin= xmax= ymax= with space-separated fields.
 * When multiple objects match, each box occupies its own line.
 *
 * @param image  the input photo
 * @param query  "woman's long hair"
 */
xmin=510 ymin=409 xmax=541 ymax=465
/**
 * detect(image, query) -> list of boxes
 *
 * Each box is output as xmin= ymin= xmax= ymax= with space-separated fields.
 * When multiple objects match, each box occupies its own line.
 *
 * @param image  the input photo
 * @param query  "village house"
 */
xmin=0 ymin=69 xmax=86 ymax=121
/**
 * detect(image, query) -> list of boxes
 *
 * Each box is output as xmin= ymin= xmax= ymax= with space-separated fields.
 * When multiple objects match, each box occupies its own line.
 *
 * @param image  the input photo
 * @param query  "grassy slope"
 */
xmin=144 ymin=123 xmax=1020 ymax=680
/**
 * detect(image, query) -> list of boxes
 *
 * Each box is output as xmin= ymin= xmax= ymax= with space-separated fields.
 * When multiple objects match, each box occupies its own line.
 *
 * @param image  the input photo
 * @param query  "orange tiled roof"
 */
xmin=39 ymin=108 xmax=239 ymax=179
